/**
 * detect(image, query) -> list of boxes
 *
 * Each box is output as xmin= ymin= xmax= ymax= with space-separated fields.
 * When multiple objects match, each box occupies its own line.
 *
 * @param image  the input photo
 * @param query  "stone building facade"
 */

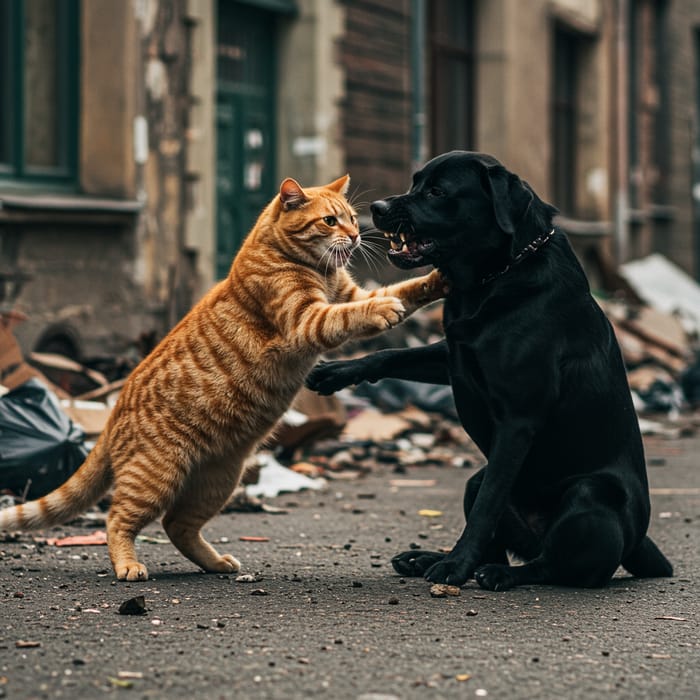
xmin=1 ymin=0 xmax=699 ymax=360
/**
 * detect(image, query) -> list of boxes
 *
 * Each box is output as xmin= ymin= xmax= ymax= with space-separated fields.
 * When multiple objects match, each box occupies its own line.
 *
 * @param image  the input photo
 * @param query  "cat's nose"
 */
xmin=370 ymin=199 xmax=390 ymax=217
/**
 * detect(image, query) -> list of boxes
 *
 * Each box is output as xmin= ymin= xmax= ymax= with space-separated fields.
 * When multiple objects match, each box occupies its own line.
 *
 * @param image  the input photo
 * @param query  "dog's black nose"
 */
xmin=370 ymin=199 xmax=390 ymax=217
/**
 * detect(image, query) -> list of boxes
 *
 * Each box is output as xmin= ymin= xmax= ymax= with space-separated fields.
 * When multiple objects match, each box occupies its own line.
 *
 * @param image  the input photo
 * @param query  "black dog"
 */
xmin=307 ymin=151 xmax=673 ymax=590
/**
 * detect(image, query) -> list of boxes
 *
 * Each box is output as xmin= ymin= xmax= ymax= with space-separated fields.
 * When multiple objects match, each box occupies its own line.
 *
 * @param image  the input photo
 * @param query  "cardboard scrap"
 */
xmin=343 ymin=408 xmax=412 ymax=442
xmin=619 ymin=253 xmax=700 ymax=333
xmin=1 ymin=312 xmax=40 ymax=391
xmin=60 ymin=399 xmax=113 ymax=437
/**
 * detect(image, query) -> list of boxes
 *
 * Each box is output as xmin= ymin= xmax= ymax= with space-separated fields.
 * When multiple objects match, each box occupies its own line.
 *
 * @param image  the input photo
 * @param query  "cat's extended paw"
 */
xmin=306 ymin=360 xmax=365 ymax=395
xmin=368 ymin=296 xmax=405 ymax=330
xmin=115 ymin=561 xmax=149 ymax=581
xmin=420 ymin=269 xmax=451 ymax=302
xmin=204 ymin=554 xmax=241 ymax=574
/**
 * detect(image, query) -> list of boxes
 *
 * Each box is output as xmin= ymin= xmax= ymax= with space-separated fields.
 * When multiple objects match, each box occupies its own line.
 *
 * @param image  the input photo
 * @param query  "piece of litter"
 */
xmin=235 ymin=574 xmax=258 ymax=583
xmin=418 ymin=509 xmax=443 ymax=517
xmin=250 ymin=589 xmax=269 ymax=596
xmin=239 ymin=536 xmax=270 ymax=542
xmin=117 ymin=671 xmax=144 ymax=680
xmin=136 ymin=535 xmax=169 ymax=544
xmin=46 ymin=530 xmax=107 ymax=547
xmin=108 ymin=677 xmax=134 ymax=688
xmin=430 ymin=584 xmax=461 ymax=598
xmin=246 ymin=453 xmax=326 ymax=498
xmin=15 ymin=640 xmax=41 ymax=648
xmin=118 ymin=596 xmax=147 ymax=616
xmin=654 ymin=615 xmax=687 ymax=621
xmin=456 ymin=674 xmax=472 ymax=682
xmin=389 ymin=479 xmax=437 ymax=488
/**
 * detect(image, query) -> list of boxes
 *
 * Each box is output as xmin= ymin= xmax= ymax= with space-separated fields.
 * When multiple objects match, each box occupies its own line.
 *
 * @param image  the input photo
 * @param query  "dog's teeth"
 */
xmin=390 ymin=240 xmax=401 ymax=251
xmin=401 ymin=243 xmax=409 ymax=253
xmin=400 ymin=233 xmax=406 ymax=242
xmin=383 ymin=232 xmax=389 ymax=238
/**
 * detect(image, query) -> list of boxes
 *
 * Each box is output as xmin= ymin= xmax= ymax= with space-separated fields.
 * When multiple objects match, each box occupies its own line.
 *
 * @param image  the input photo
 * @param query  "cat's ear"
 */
xmin=279 ymin=178 xmax=308 ymax=210
xmin=326 ymin=174 xmax=350 ymax=197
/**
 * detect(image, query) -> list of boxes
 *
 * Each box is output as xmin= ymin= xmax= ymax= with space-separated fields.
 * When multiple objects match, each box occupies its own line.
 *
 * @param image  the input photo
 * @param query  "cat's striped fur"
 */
xmin=0 ymin=175 xmax=446 ymax=580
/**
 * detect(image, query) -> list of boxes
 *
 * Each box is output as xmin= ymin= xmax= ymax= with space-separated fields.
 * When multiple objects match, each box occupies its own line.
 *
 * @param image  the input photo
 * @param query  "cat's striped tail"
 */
xmin=0 ymin=437 xmax=112 ymax=531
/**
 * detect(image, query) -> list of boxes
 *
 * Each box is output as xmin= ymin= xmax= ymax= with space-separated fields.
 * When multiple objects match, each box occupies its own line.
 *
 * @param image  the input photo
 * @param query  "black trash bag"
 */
xmin=0 ymin=378 xmax=88 ymax=500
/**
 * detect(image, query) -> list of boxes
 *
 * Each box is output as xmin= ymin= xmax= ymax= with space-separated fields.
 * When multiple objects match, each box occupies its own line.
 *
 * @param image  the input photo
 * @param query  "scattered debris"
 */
xmin=250 ymin=589 xmax=269 ymax=596
xmin=15 ymin=640 xmax=41 ymax=649
xmin=45 ymin=530 xmax=107 ymax=547
xmin=118 ymin=596 xmax=147 ymax=616
xmin=619 ymin=253 xmax=700 ymax=335
xmin=245 ymin=453 xmax=326 ymax=499
xmin=239 ymin=536 xmax=270 ymax=542
xmin=418 ymin=509 xmax=443 ymax=517
xmin=235 ymin=574 xmax=259 ymax=583
xmin=429 ymin=584 xmax=461 ymax=598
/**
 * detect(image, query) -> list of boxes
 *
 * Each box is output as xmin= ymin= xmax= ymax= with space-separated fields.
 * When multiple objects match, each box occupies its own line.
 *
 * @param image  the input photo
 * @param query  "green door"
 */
xmin=216 ymin=2 xmax=276 ymax=279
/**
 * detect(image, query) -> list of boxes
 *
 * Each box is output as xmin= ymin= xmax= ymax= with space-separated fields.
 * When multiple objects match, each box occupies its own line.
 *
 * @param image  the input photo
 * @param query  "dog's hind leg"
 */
xmin=475 ymin=477 xmax=626 ymax=591
xmin=622 ymin=536 xmax=673 ymax=578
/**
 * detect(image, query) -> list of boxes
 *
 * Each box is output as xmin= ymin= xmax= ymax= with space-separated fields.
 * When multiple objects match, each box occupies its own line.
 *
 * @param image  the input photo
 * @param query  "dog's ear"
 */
xmin=482 ymin=165 xmax=533 ymax=246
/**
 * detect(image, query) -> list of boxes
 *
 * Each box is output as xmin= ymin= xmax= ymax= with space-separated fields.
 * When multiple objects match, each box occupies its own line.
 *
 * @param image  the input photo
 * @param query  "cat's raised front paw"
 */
xmin=368 ymin=296 xmax=405 ymax=330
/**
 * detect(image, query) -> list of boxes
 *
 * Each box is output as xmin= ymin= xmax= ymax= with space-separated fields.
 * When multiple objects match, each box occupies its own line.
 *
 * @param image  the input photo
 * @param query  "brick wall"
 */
xmin=340 ymin=0 xmax=413 ymax=206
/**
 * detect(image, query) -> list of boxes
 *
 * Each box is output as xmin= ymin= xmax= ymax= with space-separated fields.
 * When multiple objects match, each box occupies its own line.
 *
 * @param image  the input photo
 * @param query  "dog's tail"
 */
xmin=622 ymin=535 xmax=673 ymax=578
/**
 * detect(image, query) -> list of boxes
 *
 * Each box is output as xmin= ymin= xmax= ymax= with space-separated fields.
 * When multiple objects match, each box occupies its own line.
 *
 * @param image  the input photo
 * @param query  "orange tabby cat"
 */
xmin=0 ymin=175 xmax=445 ymax=581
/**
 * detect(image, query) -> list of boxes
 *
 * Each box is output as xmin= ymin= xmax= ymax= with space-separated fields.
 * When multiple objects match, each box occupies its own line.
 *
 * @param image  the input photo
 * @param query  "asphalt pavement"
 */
xmin=1 ymin=433 xmax=699 ymax=700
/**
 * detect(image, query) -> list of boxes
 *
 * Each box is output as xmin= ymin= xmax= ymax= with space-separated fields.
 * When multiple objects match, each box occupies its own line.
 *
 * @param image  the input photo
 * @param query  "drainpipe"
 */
xmin=411 ymin=0 xmax=427 ymax=171
xmin=614 ymin=0 xmax=630 ymax=264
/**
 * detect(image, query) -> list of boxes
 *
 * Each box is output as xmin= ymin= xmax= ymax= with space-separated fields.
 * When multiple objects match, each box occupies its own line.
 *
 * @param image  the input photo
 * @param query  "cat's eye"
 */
xmin=323 ymin=215 xmax=338 ymax=226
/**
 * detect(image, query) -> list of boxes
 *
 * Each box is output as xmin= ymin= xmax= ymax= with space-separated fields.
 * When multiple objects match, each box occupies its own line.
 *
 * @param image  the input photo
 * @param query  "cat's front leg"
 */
xmin=381 ymin=268 xmax=449 ymax=316
xmin=295 ymin=296 xmax=407 ymax=351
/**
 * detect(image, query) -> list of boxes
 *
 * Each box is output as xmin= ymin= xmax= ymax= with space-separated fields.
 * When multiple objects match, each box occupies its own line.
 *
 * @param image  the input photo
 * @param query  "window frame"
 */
xmin=0 ymin=0 xmax=80 ymax=187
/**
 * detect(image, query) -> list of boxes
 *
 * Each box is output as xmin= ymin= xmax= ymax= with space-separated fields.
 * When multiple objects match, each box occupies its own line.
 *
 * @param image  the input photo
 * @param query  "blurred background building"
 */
xmin=1 ymin=0 xmax=699 ymax=360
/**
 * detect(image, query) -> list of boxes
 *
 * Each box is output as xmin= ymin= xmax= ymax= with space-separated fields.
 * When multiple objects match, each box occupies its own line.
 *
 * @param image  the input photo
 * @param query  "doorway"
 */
xmin=216 ymin=1 xmax=276 ymax=278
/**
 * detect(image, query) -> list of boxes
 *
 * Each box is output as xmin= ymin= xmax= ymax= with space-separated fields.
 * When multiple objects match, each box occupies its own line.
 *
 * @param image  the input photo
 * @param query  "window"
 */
xmin=0 ymin=0 xmax=79 ymax=185
xmin=428 ymin=0 xmax=476 ymax=156
xmin=551 ymin=25 xmax=579 ymax=215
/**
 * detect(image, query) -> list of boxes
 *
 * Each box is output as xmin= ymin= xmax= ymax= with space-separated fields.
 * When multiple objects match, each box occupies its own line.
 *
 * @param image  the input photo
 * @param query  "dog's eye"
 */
xmin=427 ymin=187 xmax=445 ymax=198
xmin=323 ymin=215 xmax=338 ymax=226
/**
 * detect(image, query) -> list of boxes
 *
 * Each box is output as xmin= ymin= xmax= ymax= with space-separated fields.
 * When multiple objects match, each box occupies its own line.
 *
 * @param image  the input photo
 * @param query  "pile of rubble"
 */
xmin=2 ymin=253 xmax=700 ymax=512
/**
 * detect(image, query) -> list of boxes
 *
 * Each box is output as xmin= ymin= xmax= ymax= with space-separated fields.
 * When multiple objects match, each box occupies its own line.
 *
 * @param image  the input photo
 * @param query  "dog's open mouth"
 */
xmin=382 ymin=231 xmax=436 ymax=268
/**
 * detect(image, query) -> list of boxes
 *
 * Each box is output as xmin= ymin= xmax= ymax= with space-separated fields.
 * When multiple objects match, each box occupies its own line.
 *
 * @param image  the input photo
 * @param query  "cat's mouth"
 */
xmin=383 ymin=231 xmax=436 ymax=269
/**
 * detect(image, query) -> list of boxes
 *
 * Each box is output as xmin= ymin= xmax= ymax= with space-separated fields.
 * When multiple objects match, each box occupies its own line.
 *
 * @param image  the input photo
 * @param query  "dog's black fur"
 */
xmin=307 ymin=151 xmax=673 ymax=590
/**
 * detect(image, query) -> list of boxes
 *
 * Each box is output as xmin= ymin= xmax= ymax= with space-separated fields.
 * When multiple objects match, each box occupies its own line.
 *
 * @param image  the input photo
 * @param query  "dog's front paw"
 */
xmin=306 ymin=360 xmax=361 ymax=395
xmin=391 ymin=550 xmax=445 ymax=577
xmin=474 ymin=564 xmax=518 ymax=592
xmin=424 ymin=557 xmax=473 ymax=586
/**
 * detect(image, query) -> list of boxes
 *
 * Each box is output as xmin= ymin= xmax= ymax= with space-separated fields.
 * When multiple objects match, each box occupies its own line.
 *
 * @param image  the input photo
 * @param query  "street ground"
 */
xmin=1 ymin=433 xmax=699 ymax=700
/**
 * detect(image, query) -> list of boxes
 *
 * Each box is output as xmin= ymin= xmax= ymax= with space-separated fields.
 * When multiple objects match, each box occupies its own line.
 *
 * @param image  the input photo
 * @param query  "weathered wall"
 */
xmin=277 ymin=0 xmax=346 ymax=189
xmin=340 ymin=0 xmax=413 ymax=200
xmin=666 ymin=0 xmax=700 ymax=274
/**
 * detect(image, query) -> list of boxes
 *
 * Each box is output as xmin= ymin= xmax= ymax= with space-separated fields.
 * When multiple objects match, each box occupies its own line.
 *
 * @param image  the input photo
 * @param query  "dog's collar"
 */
xmin=481 ymin=228 xmax=556 ymax=285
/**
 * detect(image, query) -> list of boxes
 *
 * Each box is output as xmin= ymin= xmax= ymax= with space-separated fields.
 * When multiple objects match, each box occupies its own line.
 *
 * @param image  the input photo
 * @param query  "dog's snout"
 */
xmin=370 ymin=199 xmax=390 ymax=217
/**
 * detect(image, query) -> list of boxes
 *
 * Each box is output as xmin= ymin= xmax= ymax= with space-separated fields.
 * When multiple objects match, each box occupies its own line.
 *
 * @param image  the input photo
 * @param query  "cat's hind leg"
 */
xmin=162 ymin=456 xmax=245 ymax=574
xmin=107 ymin=452 xmax=191 ymax=581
